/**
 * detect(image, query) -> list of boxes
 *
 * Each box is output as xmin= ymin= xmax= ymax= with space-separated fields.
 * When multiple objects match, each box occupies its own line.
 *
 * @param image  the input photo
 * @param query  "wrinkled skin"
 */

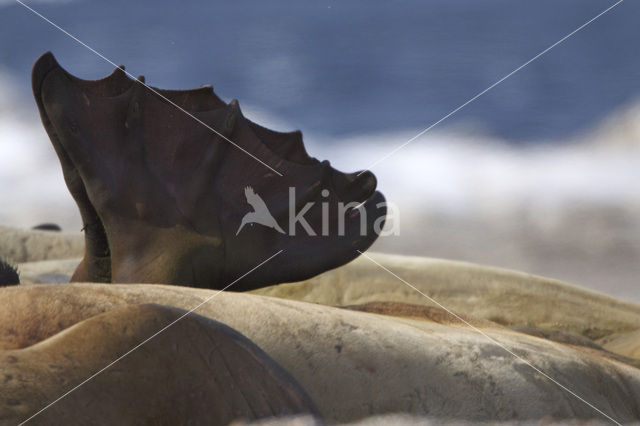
xmin=32 ymin=52 xmax=386 ymax=290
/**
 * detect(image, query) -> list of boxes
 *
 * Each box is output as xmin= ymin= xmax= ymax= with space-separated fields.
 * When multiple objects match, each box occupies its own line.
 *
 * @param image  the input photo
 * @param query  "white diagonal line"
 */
xmin=15 ymin=0 xmax=283 ymax=177
xmin=358 ymin=0 xmax=625 ymax=175
xmin=19 ymin=249 xmax=284 ymax=425
xmin=356 ymin=250 xmax=621 ymax=425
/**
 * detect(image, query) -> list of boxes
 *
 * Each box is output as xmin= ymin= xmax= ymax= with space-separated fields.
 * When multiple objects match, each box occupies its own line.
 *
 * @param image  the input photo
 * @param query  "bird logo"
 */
xmin=236 ymin=186 xmax=286 ymax=235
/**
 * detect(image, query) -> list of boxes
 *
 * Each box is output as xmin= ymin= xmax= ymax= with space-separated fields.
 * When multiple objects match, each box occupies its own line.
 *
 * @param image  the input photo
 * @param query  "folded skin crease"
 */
xmin=0 ymin=303 xmax=321 ymax=424
xmin=31 ymin=52 xmax=386 ymax=290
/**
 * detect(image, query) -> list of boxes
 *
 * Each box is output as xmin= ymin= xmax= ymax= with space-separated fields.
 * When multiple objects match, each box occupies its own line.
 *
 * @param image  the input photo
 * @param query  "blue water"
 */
xmin=1 ymin=0 xmax=638 ymax=141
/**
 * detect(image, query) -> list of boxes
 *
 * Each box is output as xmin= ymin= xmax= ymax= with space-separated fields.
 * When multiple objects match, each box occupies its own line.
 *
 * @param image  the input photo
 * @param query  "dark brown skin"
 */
xmin=32 ymin=52 xmax=386 ymax=290
xmin=0 ymin=259 xmax=19 ymax=287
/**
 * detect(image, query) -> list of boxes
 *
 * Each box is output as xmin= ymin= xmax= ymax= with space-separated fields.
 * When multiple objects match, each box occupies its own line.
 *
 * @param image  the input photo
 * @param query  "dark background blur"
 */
xmin=1 ymin=0 xmax=638 ymax=301
xmin=1 ymin=0 xmax=639 ymax=140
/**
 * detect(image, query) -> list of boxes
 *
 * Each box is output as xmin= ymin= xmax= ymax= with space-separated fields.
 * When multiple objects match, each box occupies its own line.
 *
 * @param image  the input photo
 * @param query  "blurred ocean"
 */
xmin=0 ymin=0 xmax=638 ymax=301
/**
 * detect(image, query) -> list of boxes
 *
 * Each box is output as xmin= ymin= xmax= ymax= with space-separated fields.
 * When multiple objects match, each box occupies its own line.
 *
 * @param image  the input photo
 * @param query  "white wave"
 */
xmin=1 ymin=71 xmax=639 ymax=231
xmin=287 ymin=96 xmax=640 ymax=217
xmin=0 ymin=69 xmax=80 ymax=230
xmin=304 ymin=129 xmax=640 ymax=216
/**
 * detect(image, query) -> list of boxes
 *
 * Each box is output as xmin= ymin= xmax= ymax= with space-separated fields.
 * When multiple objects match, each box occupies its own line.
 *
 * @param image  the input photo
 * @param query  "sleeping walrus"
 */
xmin=0 ymin=300 xmax=321 ymax=425
xmin=1 ymin=282 xmax=640 ymax=424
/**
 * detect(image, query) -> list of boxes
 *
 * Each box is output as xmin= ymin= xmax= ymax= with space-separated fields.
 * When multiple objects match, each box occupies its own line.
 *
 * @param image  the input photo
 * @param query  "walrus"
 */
xmin=31 ymin=52 xmax=386 ymax=290
xmin=1 ymin=284 xmax=639 ymax=424
xmin=0 ymin=302 xmax=321 ymax=425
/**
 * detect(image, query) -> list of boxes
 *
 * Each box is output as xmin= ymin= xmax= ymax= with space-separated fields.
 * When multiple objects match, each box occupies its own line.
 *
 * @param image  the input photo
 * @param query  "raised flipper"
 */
xmin=32 ymin=52 xmax=385 ymax=290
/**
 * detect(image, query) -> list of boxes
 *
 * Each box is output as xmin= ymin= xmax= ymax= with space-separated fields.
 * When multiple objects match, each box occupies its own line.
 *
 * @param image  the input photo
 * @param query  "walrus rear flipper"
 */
xmin=31 ymin=52 xmax=385 ymax=290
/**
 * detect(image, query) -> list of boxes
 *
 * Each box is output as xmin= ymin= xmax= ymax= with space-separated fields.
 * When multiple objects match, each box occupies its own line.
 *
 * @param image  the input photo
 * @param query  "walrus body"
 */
xmin=0 ymin=301 xmax=320 ymax=425
xmin=1 ymin=282 xmax=639 ymax=424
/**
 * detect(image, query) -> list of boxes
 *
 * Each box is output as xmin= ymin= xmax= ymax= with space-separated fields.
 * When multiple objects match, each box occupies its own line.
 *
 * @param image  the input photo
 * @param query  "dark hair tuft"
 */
xmin=0 ymin=258 xmax=20 ymax=286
